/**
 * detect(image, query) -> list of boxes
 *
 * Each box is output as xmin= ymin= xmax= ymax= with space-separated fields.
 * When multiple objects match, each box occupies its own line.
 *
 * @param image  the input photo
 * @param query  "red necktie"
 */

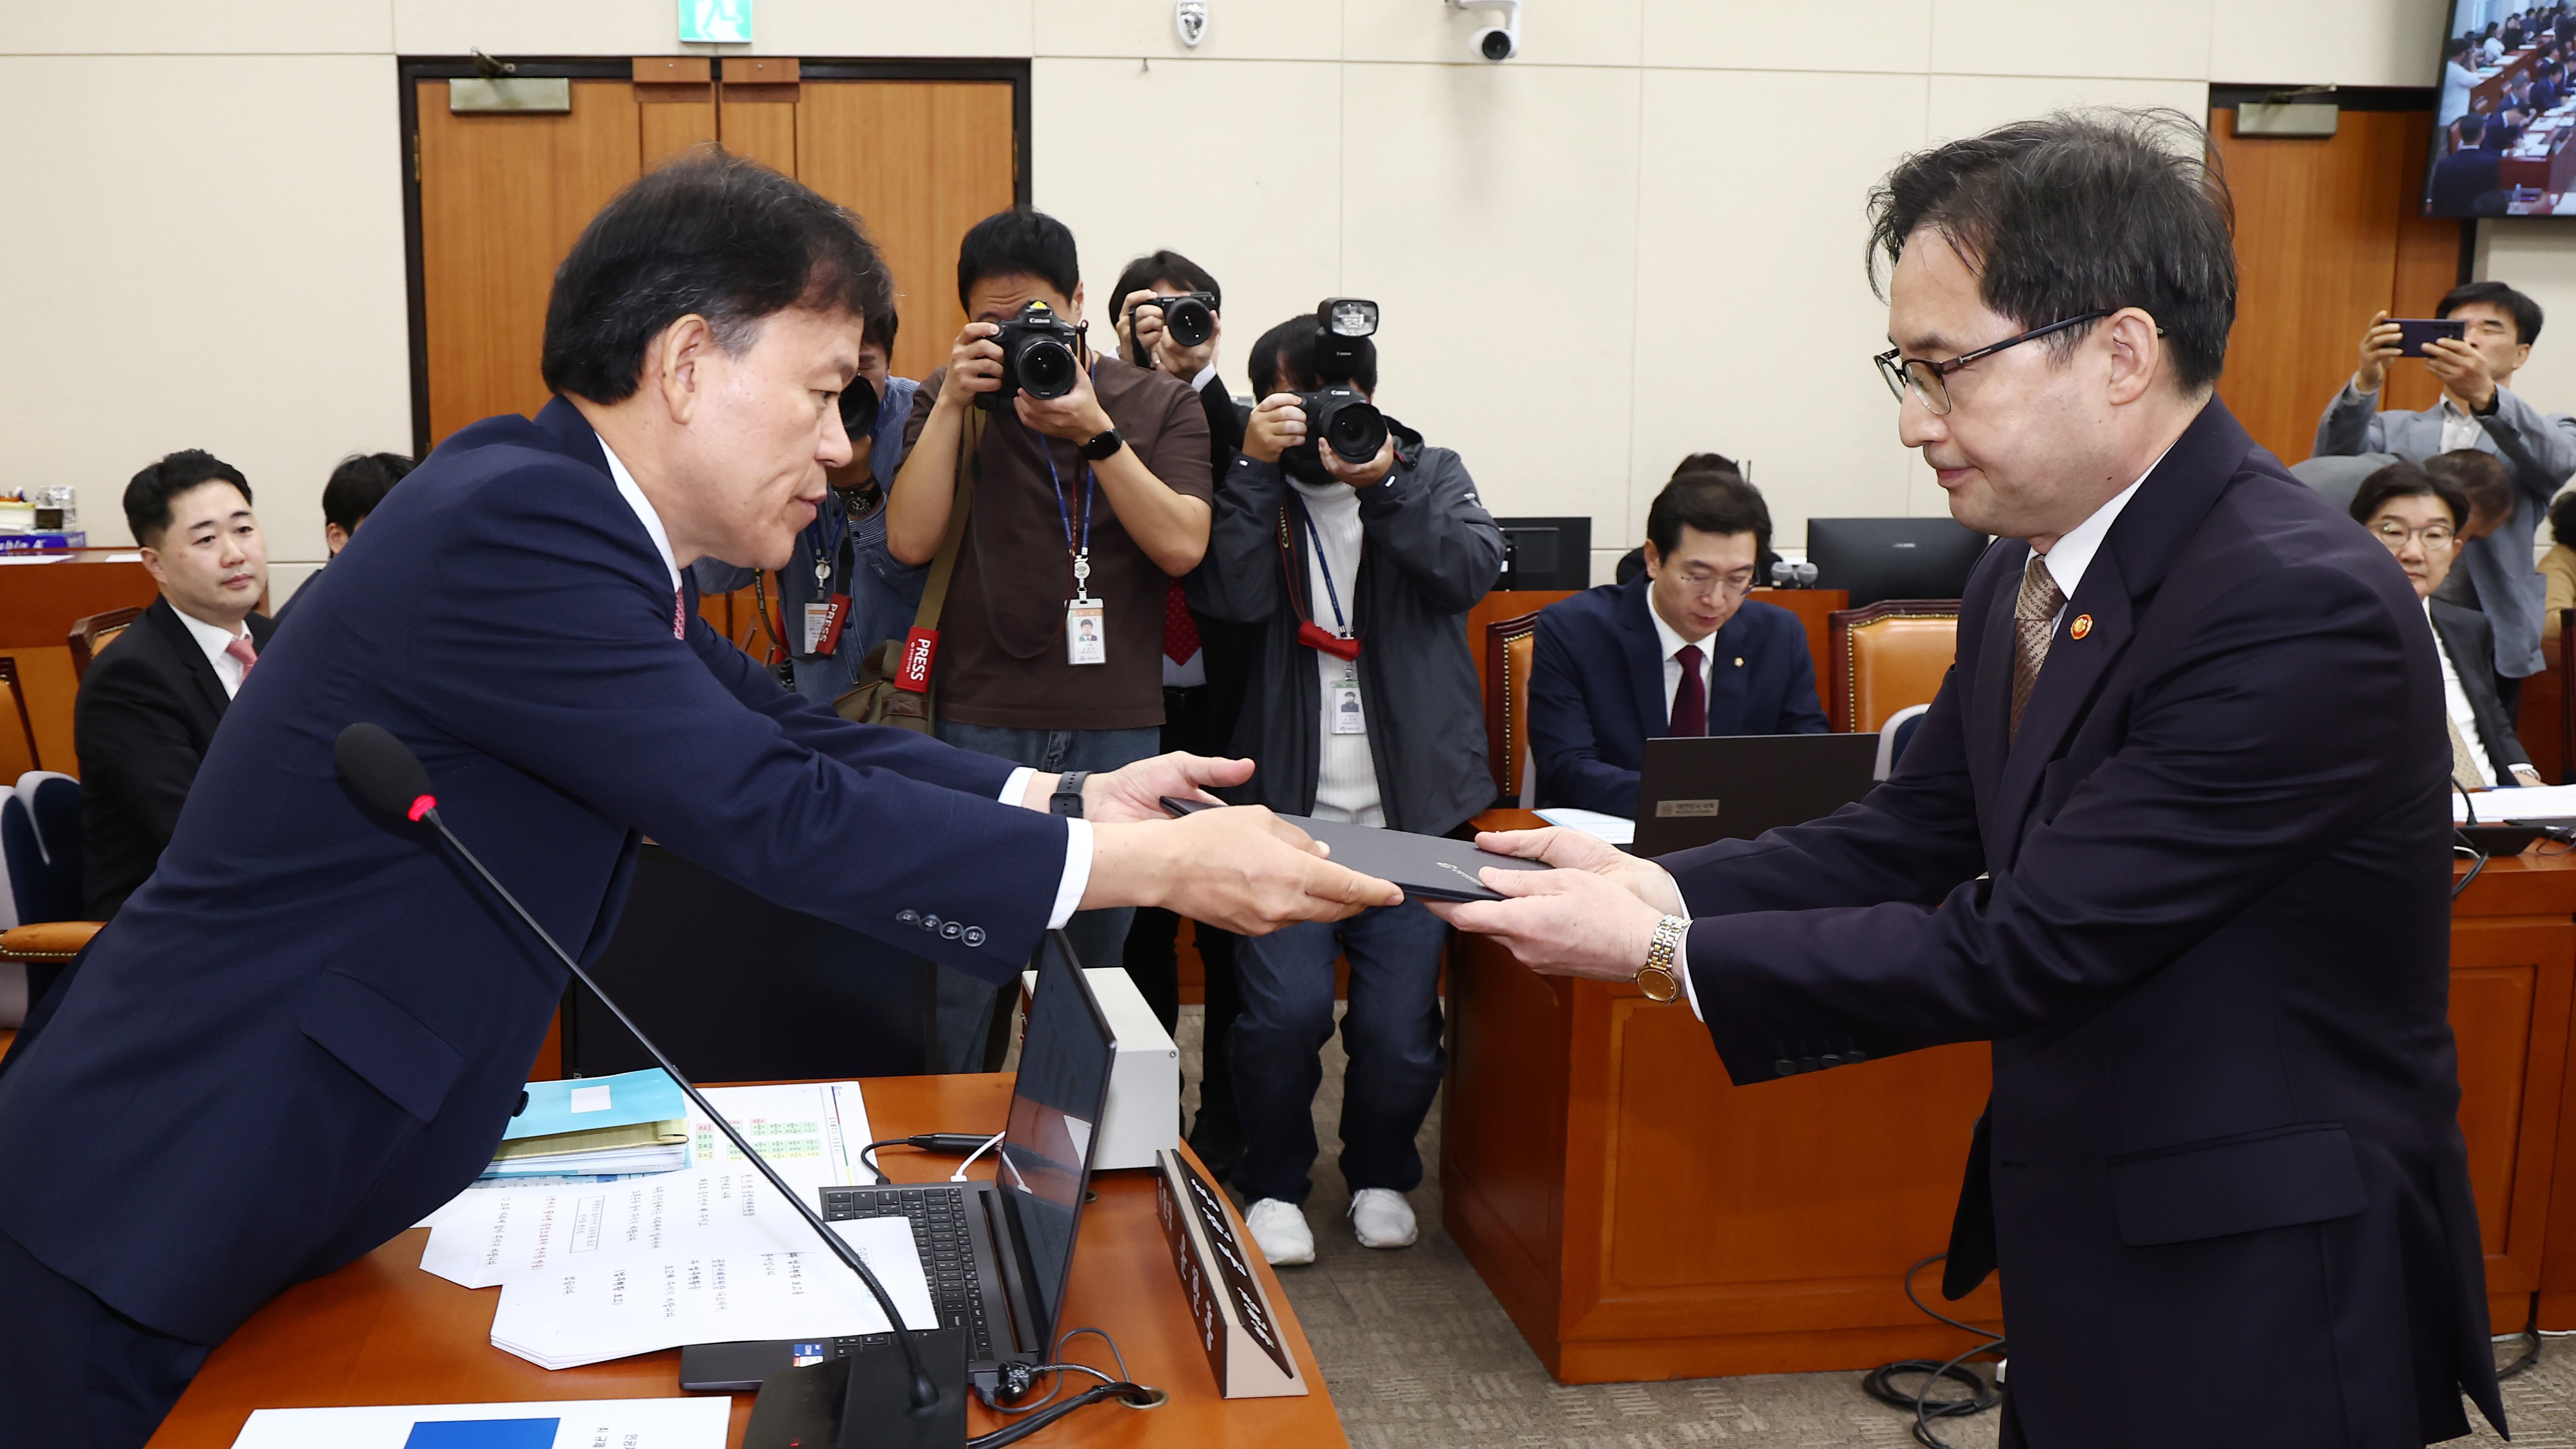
xmin=224 ymin=635 xmax=258 ymax=679
xmin=1670 ymin=643 xmax=1706 ymax=737
xmin=1163 ymin=579 xmax=1200 ymax=665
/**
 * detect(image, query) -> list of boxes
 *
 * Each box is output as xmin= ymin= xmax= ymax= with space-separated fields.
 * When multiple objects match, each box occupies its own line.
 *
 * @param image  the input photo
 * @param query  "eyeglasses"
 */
xmin=1671 ymin=571 xmax=1757 ymax=599
xmin=2370 ymin=518 xmax=2457 ymax=550
xmin=1874 ymin=311 xmax=2114 ymax=415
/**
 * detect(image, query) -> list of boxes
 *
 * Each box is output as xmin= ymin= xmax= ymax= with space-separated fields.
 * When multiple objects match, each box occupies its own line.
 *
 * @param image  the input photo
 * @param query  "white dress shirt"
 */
xmin=1647 ymin=601 xmax=1718 ymax=730
xmin=597 ymin=431 xmax=1091 ymax=927
xmin=174 ymin=607 xmax=256 ymax=700
xmin=2430 ymin=599 xmax=2500 ymax=788
xmin=2438 ymin=395 xmax=2486 ymax=454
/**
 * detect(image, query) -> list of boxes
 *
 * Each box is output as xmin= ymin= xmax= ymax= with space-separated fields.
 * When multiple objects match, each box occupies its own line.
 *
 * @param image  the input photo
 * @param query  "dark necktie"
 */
xmin=1671 ymin=643 xmax=1706 ymax=737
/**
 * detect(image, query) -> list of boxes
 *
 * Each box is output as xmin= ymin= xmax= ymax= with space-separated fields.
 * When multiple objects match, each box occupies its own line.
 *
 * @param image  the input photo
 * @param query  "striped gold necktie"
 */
xmin=2010 ymin=550 xmax=2065 ymax=738
xmin=2446 ymin=713 xmax=2487 ymax=792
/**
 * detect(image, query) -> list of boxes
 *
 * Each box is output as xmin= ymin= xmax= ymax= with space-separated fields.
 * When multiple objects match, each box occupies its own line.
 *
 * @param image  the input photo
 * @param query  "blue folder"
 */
xmin=501 ymin=1067 xmax=686 ymax=1142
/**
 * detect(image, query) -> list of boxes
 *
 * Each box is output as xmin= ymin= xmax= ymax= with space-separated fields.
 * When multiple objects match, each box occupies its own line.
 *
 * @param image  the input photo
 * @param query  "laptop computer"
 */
xmin=1629 ymin=734 xmax=1882 ymax=856
xmin=678 ymin=931 xmax=1117 ymax=1400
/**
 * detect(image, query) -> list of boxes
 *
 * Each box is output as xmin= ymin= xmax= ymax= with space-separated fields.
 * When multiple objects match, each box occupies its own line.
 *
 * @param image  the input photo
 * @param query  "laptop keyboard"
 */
xmin=819 ymin=1184 xmax=996 ymax=1361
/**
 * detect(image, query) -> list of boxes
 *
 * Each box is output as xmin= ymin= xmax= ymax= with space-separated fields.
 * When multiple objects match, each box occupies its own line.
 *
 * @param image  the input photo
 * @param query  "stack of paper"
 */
xmin=2456 ymin=783 xmax=2576 ymax=824
xmin=483 ymin=1069 xmax=690 ymax=1180
xmin=1534 ymin=806 xmax=1636 ymax=846
xmin=227 ymin=1397 xmax=728 ymax=1447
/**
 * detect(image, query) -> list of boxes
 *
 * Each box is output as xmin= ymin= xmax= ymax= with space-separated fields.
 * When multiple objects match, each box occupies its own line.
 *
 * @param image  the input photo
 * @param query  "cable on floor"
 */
xmin=1861 ymin=1253 xmax=2005 ymax=1449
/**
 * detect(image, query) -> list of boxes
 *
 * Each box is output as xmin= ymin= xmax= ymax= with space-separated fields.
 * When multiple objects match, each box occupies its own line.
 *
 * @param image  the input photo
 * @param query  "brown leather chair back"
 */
xmin=1484 ymin=611 xmax=1545 ymax=805
xmin=1829 ymin=600 xmax=1961 ymax=734
xmin=0 ymin=658 xmax=35 ymax=777
xmin=69 ymin=606 xmax=145 ymax=682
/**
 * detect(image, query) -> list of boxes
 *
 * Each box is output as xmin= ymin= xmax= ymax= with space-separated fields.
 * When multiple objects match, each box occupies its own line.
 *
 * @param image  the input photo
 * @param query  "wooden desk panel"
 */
xmin=1451 ymin=811 xmax=2576 ymax=1379
xmin=0 ymin=551 xmax=158 ymax=776
xmin=148 ymin=1074 xmax=1344 ymax=1448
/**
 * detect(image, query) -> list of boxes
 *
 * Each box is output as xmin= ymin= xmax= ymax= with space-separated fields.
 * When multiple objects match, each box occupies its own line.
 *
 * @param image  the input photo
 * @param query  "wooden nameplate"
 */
xmin=1152 ymin=1149 xmax=1308 ymax=1399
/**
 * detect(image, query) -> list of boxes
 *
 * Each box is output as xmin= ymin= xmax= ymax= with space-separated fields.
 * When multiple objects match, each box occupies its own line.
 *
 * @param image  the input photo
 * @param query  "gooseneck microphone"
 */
xmin=333 ymin=723 xmax=947 ymax=1417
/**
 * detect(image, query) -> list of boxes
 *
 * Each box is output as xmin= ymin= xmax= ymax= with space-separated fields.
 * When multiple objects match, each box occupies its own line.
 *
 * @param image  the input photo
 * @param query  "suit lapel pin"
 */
xmin=2070 ymin=614 xmax=2093 ymax=640
xmin=1734 ymin=656 xmax=1744 ymax=667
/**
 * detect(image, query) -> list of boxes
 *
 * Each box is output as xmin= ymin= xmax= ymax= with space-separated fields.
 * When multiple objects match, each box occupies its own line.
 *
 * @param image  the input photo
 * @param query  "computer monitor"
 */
xmin=1493 ymin=516 xmax=1593 ymax=590
xmin=1805 ymin=517 xmax=1989 ymax=607
xmin=997 ymin=932 xmax=1116 ymax=1352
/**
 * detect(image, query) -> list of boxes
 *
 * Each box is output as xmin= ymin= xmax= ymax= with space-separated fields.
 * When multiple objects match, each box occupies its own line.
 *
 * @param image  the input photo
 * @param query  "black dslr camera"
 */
xmin=1125 ymin=291 xmax=1218 ymax=358
xmin=1286 ymin=298 xmax=1387 ymax=481
xmin=980 ymin=300 xmax=1084 ymax=411
xmin=837 ymin=373 xmax=880 ymax=440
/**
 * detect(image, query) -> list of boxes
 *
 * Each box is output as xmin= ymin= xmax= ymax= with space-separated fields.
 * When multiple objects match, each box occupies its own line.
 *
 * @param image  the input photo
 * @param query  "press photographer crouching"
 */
xmin=1188 ymin=300 xmax=1503 ymax=1266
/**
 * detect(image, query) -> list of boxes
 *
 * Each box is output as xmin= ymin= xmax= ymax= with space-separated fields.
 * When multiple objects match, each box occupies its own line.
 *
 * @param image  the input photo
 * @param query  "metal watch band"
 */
xmin=1077 ymin=428 xmax=1123 ymax=461
xmin=1050 ymin=770 xmax=1090 ymax=818
xmin=1636 ymin=914 xmax=1690 ymax=1004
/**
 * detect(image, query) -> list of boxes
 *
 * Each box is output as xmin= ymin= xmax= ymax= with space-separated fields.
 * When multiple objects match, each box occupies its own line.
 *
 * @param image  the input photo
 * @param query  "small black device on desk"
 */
xmin=686 ymin=931 xmax=1119 ymax=1404
xmin=1629 ymin=733 xmax=1882 ymax=856
xmin=1804 ymin=516 xmax=1989 ymax=607
xmin=1158 ymin=797 xmax=1549 ymax=901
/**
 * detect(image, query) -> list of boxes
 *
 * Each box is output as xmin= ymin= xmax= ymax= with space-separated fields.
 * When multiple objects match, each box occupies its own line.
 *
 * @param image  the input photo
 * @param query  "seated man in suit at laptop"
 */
xmin=2350 ymin=461 xmax=2543 ymax=789
xmin=75 ymin=450 xmax=275 ymax=921
xmin=1529 ymin=468 xmax=1827 ymax=817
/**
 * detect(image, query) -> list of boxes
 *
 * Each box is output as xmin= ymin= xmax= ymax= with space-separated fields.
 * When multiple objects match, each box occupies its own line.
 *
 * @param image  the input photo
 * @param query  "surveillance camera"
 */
xmin=1446 ymin=0 xmax=1522 ymax=62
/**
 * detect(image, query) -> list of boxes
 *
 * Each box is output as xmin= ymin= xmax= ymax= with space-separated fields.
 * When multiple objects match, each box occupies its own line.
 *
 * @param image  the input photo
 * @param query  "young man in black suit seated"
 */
xmin=74 ymin=450 xmax=275 ymax=920
xmin=1527 ymin=466 xmax=1826 ymax=817
xmin=273 ymin=451 xmax=411 ymax=625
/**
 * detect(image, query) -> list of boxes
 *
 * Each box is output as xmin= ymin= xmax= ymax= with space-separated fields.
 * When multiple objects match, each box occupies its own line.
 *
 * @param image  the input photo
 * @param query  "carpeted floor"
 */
xmin=1163 ymin=1004 xmax=2562 ymax=1448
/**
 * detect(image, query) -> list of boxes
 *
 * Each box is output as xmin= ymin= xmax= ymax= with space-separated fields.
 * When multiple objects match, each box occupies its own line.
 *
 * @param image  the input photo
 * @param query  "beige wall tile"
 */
xmin=1628 ymin=67 xmax=1930 ymax=551
xmin=1033 ymin=0 xmax=1342 ymax=62
xmin=2480 ymin=222 xmax=2576 ymax=460
xmin=1928 ymin=0 xmax=2214 ymax=82
xmin=2 ymin=0 xmax=392 ymax=55
xmin=0 ymin=56 xmax=413 ymax=559
xmin=1344 ymin=0 xmax=1643 ymax=69
xmin=2209 ymin=0 xmax=2446 ymax=87
xmin=1640 ymin=0 xmax=1931 ymax=76
xmin=1924 ymin=73 xmax=2213 ymax=147
xmin=391 ymin=0 xmax=1034 ymax=60
xmin=1340 ymin=63 xmax=1642 ymax=538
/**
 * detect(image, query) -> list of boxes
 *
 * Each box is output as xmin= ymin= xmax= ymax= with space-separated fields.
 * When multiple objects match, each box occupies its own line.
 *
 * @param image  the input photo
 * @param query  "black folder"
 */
xmin=1161 ymin=799 xmax=1549 ymax=902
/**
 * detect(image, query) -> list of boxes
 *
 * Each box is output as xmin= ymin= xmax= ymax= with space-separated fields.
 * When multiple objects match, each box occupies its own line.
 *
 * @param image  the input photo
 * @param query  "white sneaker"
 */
xmin=1348 ymin=1188 xmax=1418 ymax=1250
xmin=1244 ymin=1198 xmax=1315 ymax=1266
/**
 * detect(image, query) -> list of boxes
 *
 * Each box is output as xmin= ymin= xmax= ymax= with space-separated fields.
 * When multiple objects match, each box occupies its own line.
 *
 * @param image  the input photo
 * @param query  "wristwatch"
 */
xmin=1051 ymin=771 xmax=1091 ymax=818
xmin=1077 ymin=428 xmax=1123 ymax=462
xmin=1635 ymin=914 xmax=1690 ymax=1004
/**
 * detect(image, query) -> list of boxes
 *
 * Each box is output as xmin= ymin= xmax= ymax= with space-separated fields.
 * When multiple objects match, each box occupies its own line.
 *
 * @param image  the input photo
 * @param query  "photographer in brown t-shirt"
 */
xmin=890 ymin=208 xmax=1215 ymax=1071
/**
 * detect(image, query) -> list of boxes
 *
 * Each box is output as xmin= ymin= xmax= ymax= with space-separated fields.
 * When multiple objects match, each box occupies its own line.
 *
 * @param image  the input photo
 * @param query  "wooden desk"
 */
xmin=1445 ymin=809 xmax=2576 ymax=1380
xmin=146 ymin=1074 xmax=1345 ymax=1448
xmin=0 ymin=549 xmax=158 ymax=772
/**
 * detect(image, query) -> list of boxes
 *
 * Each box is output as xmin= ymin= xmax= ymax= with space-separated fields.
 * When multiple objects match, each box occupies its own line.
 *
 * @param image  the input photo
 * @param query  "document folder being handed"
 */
xmin=1160 ymin=797 xmax=1549 ymax=902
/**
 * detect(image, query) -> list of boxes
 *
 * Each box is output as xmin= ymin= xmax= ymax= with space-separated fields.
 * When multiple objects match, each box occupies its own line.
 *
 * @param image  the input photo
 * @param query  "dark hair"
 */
xmin=2450 ymin=35 xmax=2475 ymax=58
xmin=2350 ymin=461 xmax=2471 ymax=531
xmin=1249 ymin=315 xmax=1378 ymax=397
xmin=862 ymin=306 xmax=898 ymax=355
xmin=2458 ymin=110 xmax=2490 ymax=144
xmin=541 ymin=150 xmax=891 ymax=404
xmin=2552 ymin=488 xmax=2576 ymax=547
xmin=1108 ymin=250 xmax=1224 ymax=316
xmin=955 ymin=208 xmax=1080 ymax=309
xmin=322 ymin=452 xmax=413 ymax=534
xmin=2425 ymin=449 xmax=2516 ymax=524
xmin=1646 ymin=468 xmax=1772 ymax=560
xmin=2437 ymin=278 xmax=2544 ymax=343
xmin=125 ymin=449 xmax=251 ymax=547
xmin=1866 ymin=109 xmax=2236 ymax=391
xmin=1669 ymin=451 xmax=1739 ymax=482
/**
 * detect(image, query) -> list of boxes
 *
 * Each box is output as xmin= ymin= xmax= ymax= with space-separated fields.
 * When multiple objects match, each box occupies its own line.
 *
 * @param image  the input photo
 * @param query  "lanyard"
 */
xmin=1042 ymin=443 xmax=1097 ymax=599
xmin=1293 ymin=496 xmax=1350 ymax=637
xmin=806 ymin=493 xmax=850 ymax=595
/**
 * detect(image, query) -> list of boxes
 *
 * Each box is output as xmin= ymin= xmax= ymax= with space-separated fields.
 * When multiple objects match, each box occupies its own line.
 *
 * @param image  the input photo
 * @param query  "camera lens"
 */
xmin=838 ymin=377 xmax=879 ymax=438
xmin=1310 ymin=391 xmax=1388 ymax=464
xmin=1017 ymin=336 xmax=1078 ymax=400
xmin=1478 ymin=27 xmax=1513 ymax=60
xmin=1164 ymin=297 xmax=1215 ymax=348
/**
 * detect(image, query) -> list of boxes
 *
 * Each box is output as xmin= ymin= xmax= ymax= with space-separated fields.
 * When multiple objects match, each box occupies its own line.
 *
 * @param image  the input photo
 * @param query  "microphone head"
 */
xmin=336 ymin=723 xmax=437 ymax=822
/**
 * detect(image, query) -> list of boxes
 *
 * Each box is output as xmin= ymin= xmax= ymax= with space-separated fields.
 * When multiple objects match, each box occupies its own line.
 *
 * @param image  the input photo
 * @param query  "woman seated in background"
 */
xmin=2353 ymin=461 xmax=2543 ymax=789
xmin=2542 ymin=488 xmax=2576 ymax=644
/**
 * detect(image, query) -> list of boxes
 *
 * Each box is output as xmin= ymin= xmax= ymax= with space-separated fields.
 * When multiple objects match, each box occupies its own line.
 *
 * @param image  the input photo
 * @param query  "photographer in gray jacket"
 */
xmin=1188 ymin=303 xmax=1501 ymax=1267
xmin=2315 ymin=281 xmax=2576 ymax=714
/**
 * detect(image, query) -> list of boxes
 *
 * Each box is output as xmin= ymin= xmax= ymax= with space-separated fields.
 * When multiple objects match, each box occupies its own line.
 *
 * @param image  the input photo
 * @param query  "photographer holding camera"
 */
xmin=1188 ymin=302 xmax=1502 ymax=1266
xmin=889 ymin=209 xmax=1215 ymax=1072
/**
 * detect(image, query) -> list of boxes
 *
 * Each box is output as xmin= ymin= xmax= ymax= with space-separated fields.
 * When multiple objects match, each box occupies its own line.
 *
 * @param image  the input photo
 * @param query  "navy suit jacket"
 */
xmin=1526 ymin=579 xmax=1825 ymax=816
xmin=0 ymin=398 xmax=1068 ymax=1345
xmin=1661 ymin=402 xmax=2501 ymax=1445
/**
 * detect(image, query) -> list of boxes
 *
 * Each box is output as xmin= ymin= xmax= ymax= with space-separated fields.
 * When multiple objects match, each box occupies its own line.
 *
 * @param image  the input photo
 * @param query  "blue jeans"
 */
xmin=926 ymin=722 xmax=1162 ymax=1074
xmin=1229 ymin=900 xmax=1449 ymax=1206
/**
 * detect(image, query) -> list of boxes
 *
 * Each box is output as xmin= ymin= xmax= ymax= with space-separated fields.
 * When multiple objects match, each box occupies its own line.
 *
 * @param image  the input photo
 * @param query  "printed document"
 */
xmin=227 ymin=1396 xmax=727 ymax=1447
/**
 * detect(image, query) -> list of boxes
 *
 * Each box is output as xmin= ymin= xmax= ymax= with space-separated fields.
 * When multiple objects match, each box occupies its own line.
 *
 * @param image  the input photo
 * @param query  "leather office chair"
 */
xmin=0 ymin=773 xmax=91 ymax=1030
xmin=1828 ymin=599 xmax=1961 ymax=734
xmin=1484 ymin=610 xmax=1545 ymax=808
xmin=68 ymin=605 xmax=145 ymax=681
xmin=1875 ymin=702 xmax=1931 ymax=781
xmin=0 ymin=658 xmax=37 ymax=777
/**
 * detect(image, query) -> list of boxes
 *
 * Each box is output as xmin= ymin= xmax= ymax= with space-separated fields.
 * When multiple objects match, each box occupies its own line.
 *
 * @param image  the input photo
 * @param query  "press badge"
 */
xmin=804 ymin=596 xmax=850 ymax=655
xmin=1332 ymin=667 xmax=1365 ymax=734
xmin=1066 ymin=600 xmax=1107 ymax=666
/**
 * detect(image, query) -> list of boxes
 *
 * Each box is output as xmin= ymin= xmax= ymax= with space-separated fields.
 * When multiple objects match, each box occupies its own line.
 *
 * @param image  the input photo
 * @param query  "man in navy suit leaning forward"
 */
xmin=0 ymin=153 xmax=1399 ymax=1447
xmin=1443 ymin=113 xmax=2503 ymax=1447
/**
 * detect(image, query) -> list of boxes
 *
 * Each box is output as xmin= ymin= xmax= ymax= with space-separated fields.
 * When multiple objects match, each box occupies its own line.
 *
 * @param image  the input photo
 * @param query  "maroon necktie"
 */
xmin=1163 ymin=579 xmax=1200 ymax=665
xmin=1670 ymin=643 xmax=1706 ymax=737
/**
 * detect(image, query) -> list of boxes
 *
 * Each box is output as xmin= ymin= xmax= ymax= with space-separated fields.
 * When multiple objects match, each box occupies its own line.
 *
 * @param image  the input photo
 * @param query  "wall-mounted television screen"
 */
xmin=2430 ymin=2 xmax=2576 ymax=216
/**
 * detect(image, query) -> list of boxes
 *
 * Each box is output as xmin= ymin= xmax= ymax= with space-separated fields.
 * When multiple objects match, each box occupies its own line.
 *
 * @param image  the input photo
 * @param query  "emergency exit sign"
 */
xmin=679 ymin=0 xmax=751 ymax=44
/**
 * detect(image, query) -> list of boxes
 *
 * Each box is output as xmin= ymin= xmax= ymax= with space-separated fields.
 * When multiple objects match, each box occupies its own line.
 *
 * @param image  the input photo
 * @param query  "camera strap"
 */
xmin=1277 ymin=498 xmax=1361 ymax=662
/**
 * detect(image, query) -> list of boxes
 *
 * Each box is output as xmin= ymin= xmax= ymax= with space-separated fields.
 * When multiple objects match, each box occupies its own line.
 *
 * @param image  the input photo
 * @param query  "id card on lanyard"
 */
xmin=1296 ymin=499 xmax=1365 ymax=735
xmin=1048 ymin=444 xmax=1106 ymax=666
xmin=800 ymin=500 xmax=854 ymax=656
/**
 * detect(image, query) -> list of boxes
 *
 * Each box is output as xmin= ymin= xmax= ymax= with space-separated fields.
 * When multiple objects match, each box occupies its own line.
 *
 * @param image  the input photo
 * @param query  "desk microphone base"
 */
xmin=741 ymin=1328 xmax=968 ymax=1449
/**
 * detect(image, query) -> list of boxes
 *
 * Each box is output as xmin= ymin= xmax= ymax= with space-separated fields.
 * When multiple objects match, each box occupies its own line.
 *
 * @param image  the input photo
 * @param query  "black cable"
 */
xmin=2455 ymin=782 xmax=2491 ymax=901
xmin=859 ymin=1133 xmax=1004 ymax=1186
xmin=968 ymin=1326 xmax=1157 ymax=1446
xmin=1862 ymin=1254 xmax=2005 ymax=1449
xmin=2498 ymin=1294 xmax=2543 ymax=1381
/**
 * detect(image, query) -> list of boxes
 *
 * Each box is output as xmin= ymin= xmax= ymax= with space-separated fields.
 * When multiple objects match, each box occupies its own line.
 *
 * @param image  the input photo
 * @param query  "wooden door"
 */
xmin=2211 ymin=105 xmax=2462 ymax=466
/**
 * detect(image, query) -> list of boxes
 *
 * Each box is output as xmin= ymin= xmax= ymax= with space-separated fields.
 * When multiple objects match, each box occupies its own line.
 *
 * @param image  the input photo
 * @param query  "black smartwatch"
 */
xmin=1077 ymin=428 xmax=1123 ymax=462
xmin=1051 ymin=771 xmax=1091 ymax=818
